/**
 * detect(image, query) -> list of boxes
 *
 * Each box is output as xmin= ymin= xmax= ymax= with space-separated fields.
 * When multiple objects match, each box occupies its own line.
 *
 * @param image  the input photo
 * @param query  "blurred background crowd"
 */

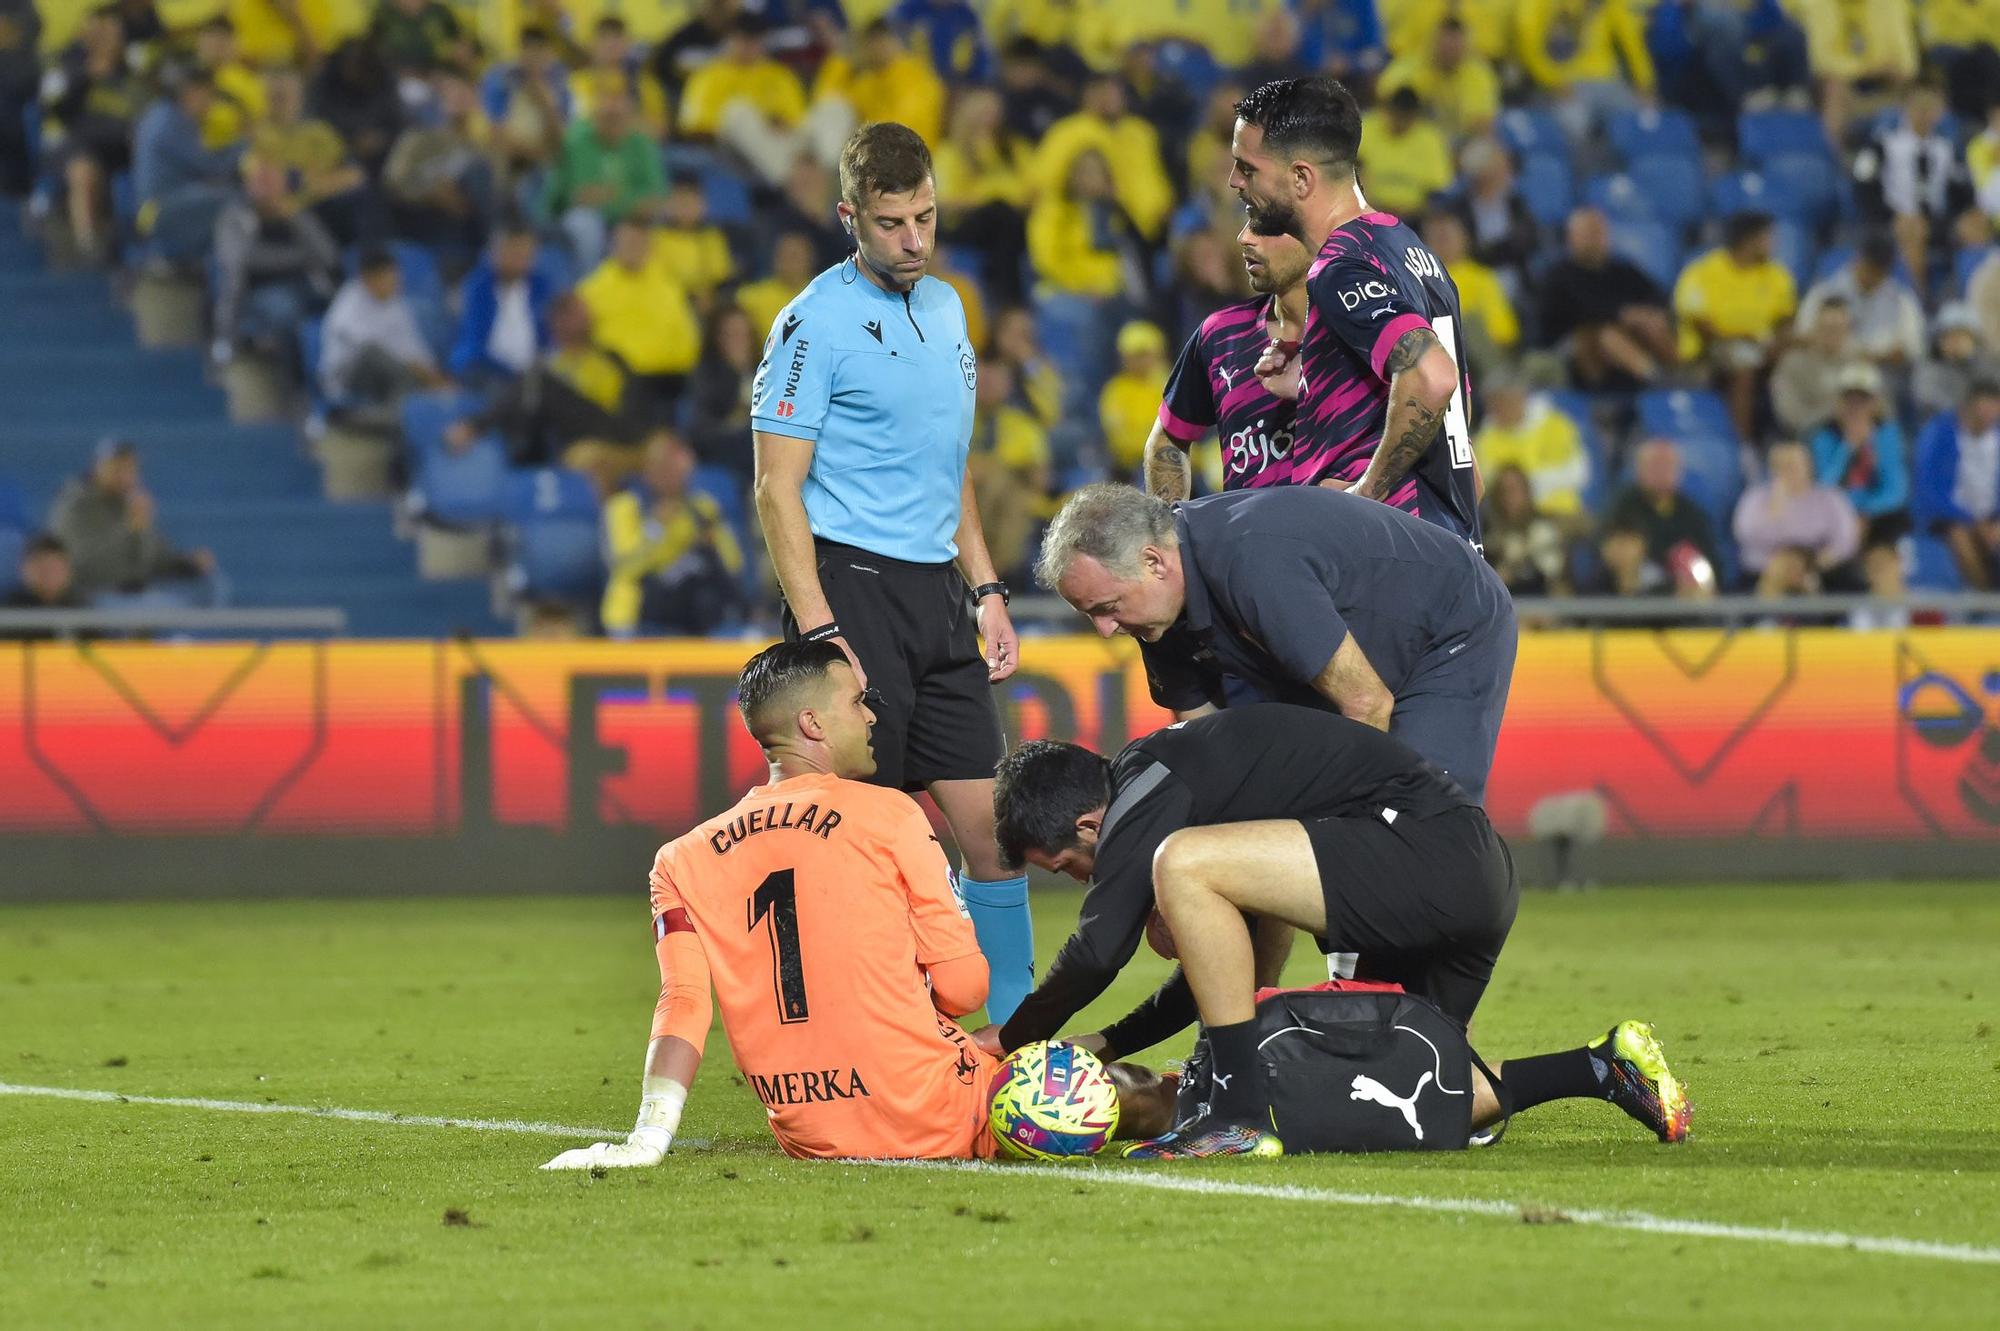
xmin=2 ymin=0 xmax=1999 ymax=638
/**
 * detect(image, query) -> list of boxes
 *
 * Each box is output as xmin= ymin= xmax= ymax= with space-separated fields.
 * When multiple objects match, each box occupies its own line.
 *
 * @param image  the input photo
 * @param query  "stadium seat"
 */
xmin=400 ymin=390 xmax=484 ymax=456
xmin=1623 ymin=156 xmax=1708 ymax=230
xmin=1954 ymin=246 xmax=1993 ymax=297
xmin=0 ymin=523 xmax=22 ymax=596
xmin=1583 ymin=173 xmax=1654 ymax=226
xmin=1758 ymin=153 xmax=1839 ymax=226
xmin=700 ymin=165 xmax=753 ymax=228
xmin=1517 ymin=152 xmax=1574 ymax=228
xmin=1812 ymin=245 xmax=1916 ymax=287
xmin=0 ymin=476 xmax=29 ymax=530
xmin=1498 ymin=107 xmax=1569 ymax=163
xmin=1908 ymin=531 xmax=1965 ymax=591
xmin=298 ymin=317 xmax=335 ymax=415
xmin=1639 ymin=387 xmax=1740 ymax=447
xmin=1607 ymin=108 xmax=1700 ymax=165
xmin=1546 ymin=390 xmax=1612 ymax=513
xmin=412 ymin=435 xmax=509 ymax=526
xmin=1709 ymin=170 xmax=1812 ymax=226
xmin=690 ymin=463 xmax=748 ymax=534
xmin=1608 ymin=220 xmax=1682 ymax=291
xmin=502 ymin=467 xmax=603 ymax=600
xmin=1152 ymin=40 xmax=1225 ymax=104
xmin=1737 ymin=109 xmax=1832 ymax=165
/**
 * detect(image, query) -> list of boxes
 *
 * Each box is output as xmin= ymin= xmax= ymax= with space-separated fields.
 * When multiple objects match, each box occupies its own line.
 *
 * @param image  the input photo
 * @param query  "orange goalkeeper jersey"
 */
xmin=649 ymin=771 xmax=999 ymax=1160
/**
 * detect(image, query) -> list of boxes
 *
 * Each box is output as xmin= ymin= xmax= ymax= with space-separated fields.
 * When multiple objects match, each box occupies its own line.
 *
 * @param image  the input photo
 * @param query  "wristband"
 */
xmin=799 ymin=622 xmax=843 ymax=644
xmin=970 ymin=581 xmax=1009 ymax=606
xmin=636 ymin=1075 xmax=688 ymax=1145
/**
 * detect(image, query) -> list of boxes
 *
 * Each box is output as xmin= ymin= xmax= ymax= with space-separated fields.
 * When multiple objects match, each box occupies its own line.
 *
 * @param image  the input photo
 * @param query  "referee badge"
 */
xmin=960 ymin=348 xmax=976 ymax=390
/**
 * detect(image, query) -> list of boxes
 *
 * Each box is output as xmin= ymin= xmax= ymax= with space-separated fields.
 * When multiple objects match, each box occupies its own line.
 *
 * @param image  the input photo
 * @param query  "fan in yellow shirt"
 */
xmin=192 ymin=17 xmax=265 ymax=150
xmin=1355 ymin=88 xmax=1454 ymax=217
xmin=814 ymin=20 xmax=946 ymax=146
xmin=1031 ymin=73 xmax=1173 ymax=242
xmin=1383 ymin=0 xmax=1514 ymax=61
xmin=1473 ymin=377 xmax=1591 ymax=519
xmin=1513 ymin=0 xmax=1654 ymax=95
xmin=1099 ymin=321 xmax=1169 ymax=477
xmin=1673 ymin=212 xmax=1797 ymax=442
xmin=1377 ymin=17 xmax=1501 ymax=139
xmin=570 ymin=16 xmax=671 ymax=137
xmin=581 ymin=217 xmax=703 ymax=378
xmin=678 ymin=17 xmax=807 ymax=136
xmin=601 ymin=430 xmax=746 ymax=637
xmin=737 ymin=231 xmax=819 ymax=342
xmin=1027 ymin=148 xmax=1128 ymax=298
xmin=986 ymin=0 xmax=1128 ymax=71
xmin=651 ymin=176 xmax=735 ymax=308
xmin=227 ymin=0 xmax=348 ymax=67
xmin=1424 ymin=212 xmax=1518 ymax=375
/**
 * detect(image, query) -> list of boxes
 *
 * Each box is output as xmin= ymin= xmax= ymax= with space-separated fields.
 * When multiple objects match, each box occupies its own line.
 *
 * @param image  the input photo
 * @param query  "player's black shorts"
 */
xmin=1302 ymin=804 xmax=1518 ymax=1028
xmin=782 ymin=539 xmax=1005 ymax=792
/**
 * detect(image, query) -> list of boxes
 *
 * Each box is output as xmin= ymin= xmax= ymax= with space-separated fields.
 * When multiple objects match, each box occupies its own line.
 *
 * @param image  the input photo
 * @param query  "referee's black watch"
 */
xmin=970 ymin=581 xmax=1010 ymax=606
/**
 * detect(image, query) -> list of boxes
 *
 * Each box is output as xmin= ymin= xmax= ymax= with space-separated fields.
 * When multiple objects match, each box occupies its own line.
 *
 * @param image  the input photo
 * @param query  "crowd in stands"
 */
xmin=3 ymin=0 xmax=2000 ymax=636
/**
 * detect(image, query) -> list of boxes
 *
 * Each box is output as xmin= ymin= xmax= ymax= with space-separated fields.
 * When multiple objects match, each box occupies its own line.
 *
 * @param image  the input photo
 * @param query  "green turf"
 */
xmin=3 ymin=882 xmax=1996 ymax=1328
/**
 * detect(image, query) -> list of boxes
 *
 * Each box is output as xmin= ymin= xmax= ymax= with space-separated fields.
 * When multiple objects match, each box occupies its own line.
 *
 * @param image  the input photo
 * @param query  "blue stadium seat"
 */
xmin=700 ymin=166 xmax=753 ymax=227
xmin=1771 ymin=220 xmax=1816 ymax=285
xmin=1545 ymin=390 xmax=1611 ymax=512
xmin=1955 ymin=246 xmax=1993 ymax=296
xmin=1639 ymin=388 xmax=1740 ymax=446
xmin=0 ymin=476 xmax=29 ymax=530
xmin=0 ymin=524 xmax=23 ymax=595
xmin=1908 ymin=531 xmax=1965 ymax=591
xmin=413 ymin=435 xmax=509 ymax=526
xmin=1608 ymin=220 xmax=1682 ymax=291
xmin=1517 ymin=152 xmax=1573 ymax=228
xmin=1153 ymin=40 xmax=1225 ymax=104
xmin=298 ymin=317 xmax=335 ymax=414
xmin=1812 ymin=245 xmax=1916 ymax=287
xmin=1737 ymin=109 xmax=1831 ymax=164
xmin=1583 ymin=172 xmax=1654 ymax=226
xmin=1709 ymin=170 xmax=1809 ymax=225
xmin=401 ymin=390 xmax=484 ymax=456
xmin=1607 ymin=108 xmax=1700 ymax=165
xmin=689 ymin=464 xmax=747 ymax=534
xmin=1758 ymin=153 xmax=1838 ymax=226
xmin=1498 ymin=107 xmax=1569 ymax=163
xmin=502 ymin=468 xmax=603 ymax=600
xmin=1623 ymin=156 xmax=1708 ymax=229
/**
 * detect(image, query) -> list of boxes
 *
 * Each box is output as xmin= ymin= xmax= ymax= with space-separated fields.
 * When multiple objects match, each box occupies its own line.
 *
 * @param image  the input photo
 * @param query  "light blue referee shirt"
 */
xmin=749 ymin=261 xmax=978 ymax=564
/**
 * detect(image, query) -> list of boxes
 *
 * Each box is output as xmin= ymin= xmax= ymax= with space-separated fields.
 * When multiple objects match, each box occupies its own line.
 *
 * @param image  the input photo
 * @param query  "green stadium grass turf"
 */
xmin=3 ymin=882 xmax=1996 ymax=1328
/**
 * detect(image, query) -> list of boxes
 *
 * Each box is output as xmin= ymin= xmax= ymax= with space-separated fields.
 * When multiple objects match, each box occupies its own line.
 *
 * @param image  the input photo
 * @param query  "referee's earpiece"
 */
xmin=843 ymin=216 xmax=855 ymax=236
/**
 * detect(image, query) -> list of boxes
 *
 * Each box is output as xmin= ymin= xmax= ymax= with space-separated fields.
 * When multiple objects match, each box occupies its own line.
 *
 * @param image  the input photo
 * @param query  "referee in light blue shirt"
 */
xmin=750 ymin=122 xmax=1034 ymax=1022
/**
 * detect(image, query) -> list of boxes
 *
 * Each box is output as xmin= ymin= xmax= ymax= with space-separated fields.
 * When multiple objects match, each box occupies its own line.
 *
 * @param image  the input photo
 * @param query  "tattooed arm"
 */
xmin=1351 ymin=326 xmax=1460 ymax=504
xmin=1141 ymin=420 xmax=1194 ymax=501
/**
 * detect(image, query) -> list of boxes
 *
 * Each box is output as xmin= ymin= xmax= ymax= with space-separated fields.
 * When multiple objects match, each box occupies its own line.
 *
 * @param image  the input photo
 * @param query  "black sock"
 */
xmin=1204 ymin=1019 xmax=1265 ymax=1126
xmin=1496 ymin=1046 xmax=1609 ymax=1113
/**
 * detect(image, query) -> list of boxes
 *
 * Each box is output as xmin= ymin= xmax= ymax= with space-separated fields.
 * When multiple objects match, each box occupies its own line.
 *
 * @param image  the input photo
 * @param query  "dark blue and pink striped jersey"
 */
xmin=1298 ymin=211 xmax=1482 ymax=544
xmin=1157 ymin=298 xmax=1315 ymax=488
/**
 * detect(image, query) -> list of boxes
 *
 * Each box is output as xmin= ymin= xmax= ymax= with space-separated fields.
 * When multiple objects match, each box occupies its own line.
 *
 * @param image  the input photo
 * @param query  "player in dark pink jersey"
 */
xmin=1227 ymin=77 xmax=1483 ymax=546
xmin=1142 ymin=222 xmax=1315 ymax=500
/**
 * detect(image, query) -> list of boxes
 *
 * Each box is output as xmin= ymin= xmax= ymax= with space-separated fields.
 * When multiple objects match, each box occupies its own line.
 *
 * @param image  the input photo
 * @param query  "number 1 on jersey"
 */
xmin=750 ymin=869 xmax=810 ymax=1023
xmin=1429 ymin=314 xmax=1475 ymax=470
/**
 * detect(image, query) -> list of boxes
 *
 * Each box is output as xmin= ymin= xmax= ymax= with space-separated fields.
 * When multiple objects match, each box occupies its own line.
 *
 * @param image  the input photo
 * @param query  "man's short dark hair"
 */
xmin=358 ymin=245 xmax=397 ymax=275
xmin=737 ymin=640 xmax=849 ymax=742
xmin=1724 ymin=211 xmax=1773 ymax=248
xmin=594 ymin=16 xmax=627 ymax=36
xmin=23 ymin=532 xmax=67 ymax=560
xmin=1233 ymin=77 xmax=1364 ymax=173
xmin=1857 ymin=230 xmax=1898 ymax=270
xmin=839 ymin=122 xmax=933 ymax=208
xmin=992 ymin=739 xmax=1111 ymax=871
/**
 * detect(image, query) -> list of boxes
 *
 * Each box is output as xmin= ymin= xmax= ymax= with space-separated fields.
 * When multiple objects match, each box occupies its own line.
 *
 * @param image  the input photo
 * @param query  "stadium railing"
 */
xmin=0 ymin=607 xmax=349 ymax=635
xmin=1011 ymin=592 xmax=2000 ymax=628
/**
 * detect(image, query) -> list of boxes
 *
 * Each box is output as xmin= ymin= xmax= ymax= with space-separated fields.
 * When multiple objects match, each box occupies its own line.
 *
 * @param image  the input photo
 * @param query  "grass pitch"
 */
xmin=3 ymin=881 xmax=1997 ymax=1328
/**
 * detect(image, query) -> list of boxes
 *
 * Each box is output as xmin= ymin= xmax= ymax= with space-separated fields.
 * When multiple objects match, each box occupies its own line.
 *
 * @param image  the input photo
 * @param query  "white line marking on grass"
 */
xmin=863 ymin=1160 xmax=2000 ymax=1268
xmin=9 ymin=1081 xmax=1995 ymax=1267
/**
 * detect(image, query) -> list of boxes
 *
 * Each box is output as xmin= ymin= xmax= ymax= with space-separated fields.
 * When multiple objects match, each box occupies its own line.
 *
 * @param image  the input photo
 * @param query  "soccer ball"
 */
xmin=987 ymin=1041 xmax=1120 ymax=1161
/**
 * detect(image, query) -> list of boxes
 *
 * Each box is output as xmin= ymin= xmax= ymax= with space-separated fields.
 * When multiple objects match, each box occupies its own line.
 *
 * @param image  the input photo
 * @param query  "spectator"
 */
xmin=578 ymin=216 xmax=702 ymax=406
xmin=1377 ymin=17 xmax=1500 ymax=141
xmin=309 ymin=37 xmax=403 ymax=178
xmin=0 ymin=0 xmax=38 ymax=196
xmin=1796 ymin=232 xmax=1925 ymax=369
xmin=1919 ymin=0 xmax=2000 ymax=122
xmin=989 ymin=304 xmax=1064 ymax=428
xmin=0 ymin=535 xmax=87 ymax=637
xmin=48 ymin=439 xmax=215 ymax=600
xmin=447 ymin=293 xmax=641 ymax=470
xmin=1674 ymin=211 xmax=1796 ymax=443
xmin=1911 ymin=372 xmax=2000 ymax=588
xmin=520 ymin=598 xmax=585 ymax=639
xmin=993 ymin=35 xmax=1069 ymax=145
xmin=367 ymin=0 xmax=464 ymax=76
xmin=1733 ymin=439 xmax=1862 ymax=596
xmin=230 ymin=0 xmax=334 ymax=67
xmin=1853 ymin=81 xmax=1972 ymax=300
xmin=814 ymin=19 xmax=946 ymax=146
xmin=192 ymin=17 xmax=263 ymax=152
xmin=1355 ymin=86 xmax=1452 ymax=219
xmin=1472 ymin=375 xmax=1591 ymax=521
xmin=1645 ymin=0 xmax=1810 ymax=129
xmin=932 ymin=85 xmax=1032 ymax=303
xmin=650 ymin=0 xmax=741 ymax=103
xmin=1237 ymin=8 xmax=1306 ymax=92
xmin=39 ymin=5 xmax=142 ymax=260
xmin=1384 ymin=0 xmax=1510 ymax=65
xmin=1027 ymin=147 xmax=1137 ymax=300
xmin=1513 ymin=0 xmax=1654 ymax=139
xmin=891 ymin=0 xmax=993 ymax=84
xmin=544 ymin=85 xmax=668 ymax=271
xmin=1538 ymin=206 xmax=1676 ymax=389
xmin=653 ymin=175 xmax=735 ymax=308
xmin=1914 ymin=303 xmax=1998 ymax=422
xmin=571 ymin=16 xmax=669 ymax=137
xmin=1032 ymin=71 xmax=1173 ymax=244
xmin=930 ymin=243 xmax=990 ymax=350
xmin=319 ymin=247 xmax=447 ymax=418
xmin=1973 ymin=245 xmax=2000 ymax=352
xmin=1579 ymin=516 xmax=1670 ymax=598
xmin=483 ymin=24 xmax=572 ymax=180
xmin=1452 ymin=137 xmax=1539 ymax=280
xmin=1295 ymin=0 xmax=1389 ymax=81
xmin=211 ymin=155 xmax=341 ymax=362
xmin=1098 ymin=320 xmax=1168 ymax=478
xmin=1169 ymin=226 xmax=1247 ymax=337
xmin=1481 ymin=464 xmax=1569 ymax=596
xmin=448 ymin=222 xmax=557 ymax=383
xmin=1610 ymin=437 xmax=1725 ymax=578
xmin=134 ymin=67 xmax=242 ymax=263
xmin=753 ymin=155 xmax=848 ymax=270
xmin=1771 ymin=297 xmax=1856 ymax=436
xmin=1422 ymin=211 xmax=1516 ymax=374
xmin=382 ymin=66 xmax=495 ymax=256
xmin=1808 ymin=361 xmax=1910 ymax=540
xmin=684 ymin=303 xmax=761 ymax=482
xmin=600 ymin=429 xmax=745 ymax=637
xmin=1971 ymin=103 xmax=2000 ymax=230
xmin=968 ymin=359 xmax=1049 ymax=584
xmin=1790 ymin=0 xmax=1918 ymax=137
xmin=680 ymin=17 xmax=838 ymax=186
xmin=249 ymin=67 xmax=368 ymax=234
xmin=737 ymin=230 xmax=819 ymax=342
xmin=1847 ymin=539 xmax=1911 ymax=630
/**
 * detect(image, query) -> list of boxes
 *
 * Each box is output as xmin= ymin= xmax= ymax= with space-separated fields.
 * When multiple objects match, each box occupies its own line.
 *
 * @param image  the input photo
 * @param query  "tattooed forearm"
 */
xmin=1355 ymin=328 xmax=1452 ymax=501
xmin=1384 ymin=326 xmax=1440 ymax=375
xmin=1371 ymin=397 xmax=1443 ymax=494
xmin=1143 ymin=433 xmax=1193 ymax=502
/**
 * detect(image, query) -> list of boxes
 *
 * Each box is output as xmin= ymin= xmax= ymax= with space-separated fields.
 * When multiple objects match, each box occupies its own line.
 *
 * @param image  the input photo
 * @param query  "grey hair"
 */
xmin=1034 ymin=484 xmax=1177 ymax=589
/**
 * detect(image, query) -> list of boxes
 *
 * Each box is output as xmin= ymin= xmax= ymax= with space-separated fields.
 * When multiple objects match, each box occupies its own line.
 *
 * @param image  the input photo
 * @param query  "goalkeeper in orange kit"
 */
xmin=543 ymin=640 xmax=1003 ymax=1167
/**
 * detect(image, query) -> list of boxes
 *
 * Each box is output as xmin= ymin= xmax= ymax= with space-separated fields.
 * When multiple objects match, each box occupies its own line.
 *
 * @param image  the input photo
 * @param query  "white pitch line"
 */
xmin=9 ymin=1080 xmax=1996 ymax=1268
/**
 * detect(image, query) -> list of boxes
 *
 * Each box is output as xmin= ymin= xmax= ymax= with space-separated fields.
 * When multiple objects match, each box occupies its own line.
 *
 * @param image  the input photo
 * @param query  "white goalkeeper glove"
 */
xmin=541 ymin=1077 xmax=685 ymax=1171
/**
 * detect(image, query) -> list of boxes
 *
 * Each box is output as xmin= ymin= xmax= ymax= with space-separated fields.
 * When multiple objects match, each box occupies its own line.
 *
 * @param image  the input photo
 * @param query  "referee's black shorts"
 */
xmin=1303 ymin=805 xmax=1518 ymax=1029
xmin=782 ymin=539 xmax=1005 ymax=792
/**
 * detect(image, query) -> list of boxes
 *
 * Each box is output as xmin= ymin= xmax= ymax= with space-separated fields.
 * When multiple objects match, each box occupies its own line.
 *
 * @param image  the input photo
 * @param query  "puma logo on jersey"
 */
xmin=1351 ymin=1071 xmax=1432 ymax=1140
xmin=1216 ymin=364 xmax=1235 ymax=389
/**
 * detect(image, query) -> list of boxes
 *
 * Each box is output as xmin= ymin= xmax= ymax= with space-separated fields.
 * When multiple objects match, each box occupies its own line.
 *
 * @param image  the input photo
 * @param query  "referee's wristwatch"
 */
xmin=970 ymin=581 xmax=1010 ymax=606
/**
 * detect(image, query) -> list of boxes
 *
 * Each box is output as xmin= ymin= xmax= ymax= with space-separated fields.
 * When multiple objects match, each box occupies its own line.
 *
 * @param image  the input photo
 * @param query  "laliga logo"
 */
xmin=1227 ymin=418 xmax=1294 ymax=473
xmin=1897 ymin=653 xmax=2000 ymax=828
xmin=1337 ymin=279 xmax=1395 ymax=311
